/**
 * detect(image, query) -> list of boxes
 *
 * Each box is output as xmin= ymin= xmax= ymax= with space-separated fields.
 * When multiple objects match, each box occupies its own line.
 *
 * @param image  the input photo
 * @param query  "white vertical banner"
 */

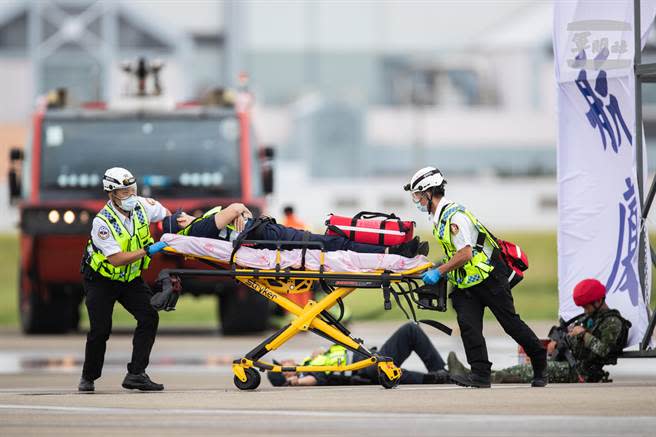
xmin=555 ymin=0 xmax=656 ymax=346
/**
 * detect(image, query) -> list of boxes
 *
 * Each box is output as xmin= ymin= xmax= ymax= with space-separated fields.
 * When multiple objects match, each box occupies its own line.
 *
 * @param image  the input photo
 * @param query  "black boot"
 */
xmin=78 ymin=376 xmax=95 ymax=392
xmin=423 ymin=369 xmax=451 ymax=384
xmin=451 ymin=373 xmax=491 ymax=388
xmin=531 ymin=352 xmax=548 ymax=387
xmin=122 ymin=372 xmax=164 ymax=391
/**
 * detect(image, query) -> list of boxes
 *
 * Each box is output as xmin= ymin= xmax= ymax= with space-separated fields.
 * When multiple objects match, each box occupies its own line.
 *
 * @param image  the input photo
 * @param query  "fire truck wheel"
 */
xmin=19 ymin=271 xmax=76 ymax=334
xmin=69 ymin=286 xmax=84 ymax=331
xmin=218 ymin=283 xmax=271 ymax=335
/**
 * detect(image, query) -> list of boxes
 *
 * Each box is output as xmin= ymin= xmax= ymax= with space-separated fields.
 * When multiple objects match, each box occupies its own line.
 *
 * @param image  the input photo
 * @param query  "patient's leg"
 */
xmin=185 ymin=216 xmax=222 ymax=239
xmin=259 ymin=223 xmax=386 ymax=253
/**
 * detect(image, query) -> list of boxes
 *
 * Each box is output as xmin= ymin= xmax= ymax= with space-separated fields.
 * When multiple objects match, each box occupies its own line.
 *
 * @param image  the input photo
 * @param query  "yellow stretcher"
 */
xmin=152 ymin=240 xmax=450 ymax=390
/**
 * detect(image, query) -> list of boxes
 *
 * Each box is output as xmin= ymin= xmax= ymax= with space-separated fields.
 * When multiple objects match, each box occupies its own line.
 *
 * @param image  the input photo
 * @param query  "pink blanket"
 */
xmin=160 ymin=233 xmax=431 ymax=273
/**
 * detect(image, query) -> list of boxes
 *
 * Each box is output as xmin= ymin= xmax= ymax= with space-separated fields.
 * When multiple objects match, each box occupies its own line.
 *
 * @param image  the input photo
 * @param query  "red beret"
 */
xmin=572 ymin=279 xmax=606 ymax=306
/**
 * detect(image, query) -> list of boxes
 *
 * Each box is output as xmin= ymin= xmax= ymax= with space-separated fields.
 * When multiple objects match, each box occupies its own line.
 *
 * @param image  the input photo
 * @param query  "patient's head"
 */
xmin=162 ymin=210 xmax=183 ymax=234
xmin=267 ymin=359 xmax=298 ymax=386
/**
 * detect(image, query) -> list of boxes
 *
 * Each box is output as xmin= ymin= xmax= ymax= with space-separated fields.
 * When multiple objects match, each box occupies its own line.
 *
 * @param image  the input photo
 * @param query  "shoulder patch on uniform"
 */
xmin=450 ymin=223 xmax=459 ymax=235
xmin=98 ymin=226 xmax=110 ymax=240
xmin=145 ymin=198 xmax=156 ymax=206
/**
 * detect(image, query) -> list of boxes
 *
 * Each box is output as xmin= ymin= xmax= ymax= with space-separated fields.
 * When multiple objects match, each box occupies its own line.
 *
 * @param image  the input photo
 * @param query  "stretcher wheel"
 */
xmin=234 ymin=367 xmax=261 ymax=390
xmin=378 ymin=370 xmax=401 ymax=389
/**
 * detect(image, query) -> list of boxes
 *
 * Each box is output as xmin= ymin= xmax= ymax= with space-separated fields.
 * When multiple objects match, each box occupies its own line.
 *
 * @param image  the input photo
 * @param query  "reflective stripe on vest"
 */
xmin=432 ymin=203 xmax=498 ymax=289
xmin=302 ymin=345 xmax=350 ymax=374
xmin=179 ymin=206 xmax=236 ymax=240
xmin=86 ymin=201 xmax=154 ymax=282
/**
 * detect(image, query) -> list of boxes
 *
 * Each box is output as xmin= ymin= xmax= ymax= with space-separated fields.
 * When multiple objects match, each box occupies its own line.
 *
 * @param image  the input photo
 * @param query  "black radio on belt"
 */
xmin=416 ymin=280 xmax=447 ymax=312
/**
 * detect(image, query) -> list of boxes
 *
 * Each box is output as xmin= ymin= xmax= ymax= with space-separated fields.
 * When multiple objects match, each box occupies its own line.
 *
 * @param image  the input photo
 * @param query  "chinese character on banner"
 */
xmin=574 ymin=49 xmax=632 ymax=153
xmin=606 ymin=178 xmax=640 ymax=307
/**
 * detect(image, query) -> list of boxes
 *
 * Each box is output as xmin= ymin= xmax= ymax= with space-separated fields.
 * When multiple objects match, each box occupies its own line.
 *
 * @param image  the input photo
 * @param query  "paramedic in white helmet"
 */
xmin=404 ymin=167 xmax=547 ymax=388
xmin=78 ymin=167 xmax=170 ymax=392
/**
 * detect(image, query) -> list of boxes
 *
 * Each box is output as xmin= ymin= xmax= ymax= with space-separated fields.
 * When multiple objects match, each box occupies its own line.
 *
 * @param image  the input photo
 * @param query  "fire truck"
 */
xmin=7 ymin=63 xmax=274 ymax=334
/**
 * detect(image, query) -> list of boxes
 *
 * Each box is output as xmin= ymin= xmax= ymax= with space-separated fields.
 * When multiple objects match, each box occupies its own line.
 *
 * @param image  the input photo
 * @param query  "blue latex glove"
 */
xmin=422 ymin=268 xmax=442 ymax=285
xmin=146 ymin=241 xmax=168 ymax=256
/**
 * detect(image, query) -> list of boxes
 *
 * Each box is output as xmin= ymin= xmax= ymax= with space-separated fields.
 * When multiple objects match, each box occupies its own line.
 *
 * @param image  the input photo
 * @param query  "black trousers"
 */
xmin=81 ymin=274 xmax=159 ymax=381
xmin=357 ymin=322 xmax=446 ymax=384
xmin=451 ymin=274 xmax=545 ymax=377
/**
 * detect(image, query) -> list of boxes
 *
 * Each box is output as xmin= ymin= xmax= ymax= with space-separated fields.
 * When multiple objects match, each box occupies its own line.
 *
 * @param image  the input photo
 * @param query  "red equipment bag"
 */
xmin=325 ymin=211 xmax=415 ymax=246
xmin=496 ymin=239 xmax=528 ymax=289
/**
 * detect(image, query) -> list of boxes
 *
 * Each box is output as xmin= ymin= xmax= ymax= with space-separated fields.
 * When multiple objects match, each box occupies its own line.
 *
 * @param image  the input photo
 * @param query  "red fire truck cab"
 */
xmin=8 ymin=87 xmax=274 ymax=335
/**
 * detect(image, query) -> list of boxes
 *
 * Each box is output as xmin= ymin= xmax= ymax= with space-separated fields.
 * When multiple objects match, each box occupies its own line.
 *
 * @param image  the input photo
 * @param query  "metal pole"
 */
xmin=634 ymin=0 xmax=651 ymax=351
xmin=28 ymin=0 xmax=42 ymax=100
xmin=101 ymin=1 xmax=117 ymax=102
xmin=223 ymin=0 xmax=244 ymax=88
xmin=635 ymin=0 xmax=644 ymax=209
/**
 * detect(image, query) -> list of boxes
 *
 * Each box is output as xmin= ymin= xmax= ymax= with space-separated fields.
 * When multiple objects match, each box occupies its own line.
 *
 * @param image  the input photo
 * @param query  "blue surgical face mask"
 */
xmin=119 ymin=195 xmax=139 ymax=212
xmin=414 ymin=199 xmax=428 ymax=213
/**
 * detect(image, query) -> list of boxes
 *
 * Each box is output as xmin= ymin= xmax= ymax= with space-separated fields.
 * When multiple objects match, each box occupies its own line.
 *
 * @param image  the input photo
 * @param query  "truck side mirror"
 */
xmin=262 ymin=167 xmax=274 ymax=195
xmin=260 ymin=145 xmax=275 ymax=195
xmin=10 ymin=148 xmax=24 ymax=161
xmin=8 ymin=147 xmax=23 ymax=204
xmin=261 ymin=145 xmax=275 ymax=160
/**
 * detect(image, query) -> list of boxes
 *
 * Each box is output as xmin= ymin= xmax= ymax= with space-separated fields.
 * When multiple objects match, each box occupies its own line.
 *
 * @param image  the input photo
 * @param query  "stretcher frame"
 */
xmin=157 ymin=240 xmax=440 ymax=390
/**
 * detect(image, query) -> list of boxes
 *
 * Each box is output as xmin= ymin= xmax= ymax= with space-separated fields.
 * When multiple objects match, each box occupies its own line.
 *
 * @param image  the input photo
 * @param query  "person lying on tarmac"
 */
xmin=161 ymin=203 xmax=428 ymax=257
xmin=448 ymin=279 xmax=631 ymax=384
xmin=266 ymin=322 xmax=450 ymax=387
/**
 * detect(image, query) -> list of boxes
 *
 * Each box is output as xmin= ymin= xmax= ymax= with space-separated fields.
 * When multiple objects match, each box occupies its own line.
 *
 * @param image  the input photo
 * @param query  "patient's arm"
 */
xmin=214 ymin=203 xmax=253 ymax=230
xmin=176 ymin=212 xmax=195 ymax=229
xmin=288 ymin=375 xmax=318 ymax=386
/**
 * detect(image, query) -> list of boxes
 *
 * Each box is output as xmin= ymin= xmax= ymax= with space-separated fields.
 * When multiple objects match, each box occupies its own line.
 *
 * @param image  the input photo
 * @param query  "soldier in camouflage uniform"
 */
xmin=448 ymin=279 xmax=631 ymax=384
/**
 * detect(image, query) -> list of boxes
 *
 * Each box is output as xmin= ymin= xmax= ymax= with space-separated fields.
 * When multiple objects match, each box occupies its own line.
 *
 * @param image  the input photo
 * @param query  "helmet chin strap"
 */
xmin=426 ymin=191 xmax=435 ymax=216
xmin=589 ymin=298 xmax=605 ymax=317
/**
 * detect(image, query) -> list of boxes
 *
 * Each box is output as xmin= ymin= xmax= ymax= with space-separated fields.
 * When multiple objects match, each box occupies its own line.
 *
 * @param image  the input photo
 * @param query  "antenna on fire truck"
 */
xmin=121 ymin=57 xmax=165 ymax=97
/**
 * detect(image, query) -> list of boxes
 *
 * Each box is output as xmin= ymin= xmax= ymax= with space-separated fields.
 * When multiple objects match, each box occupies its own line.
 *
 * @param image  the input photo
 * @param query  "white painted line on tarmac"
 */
xmin=0 ymin=404 xmax=456 ymax=419
xmin=0 ymin=388 xmax=68 ymax=393
xmin=0 ymin=404 xmax=655 ymax=424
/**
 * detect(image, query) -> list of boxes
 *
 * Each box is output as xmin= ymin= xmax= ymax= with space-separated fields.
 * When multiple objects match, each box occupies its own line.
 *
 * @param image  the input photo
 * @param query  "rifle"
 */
xmin=547 ymin=313 xmax=586 ymax=383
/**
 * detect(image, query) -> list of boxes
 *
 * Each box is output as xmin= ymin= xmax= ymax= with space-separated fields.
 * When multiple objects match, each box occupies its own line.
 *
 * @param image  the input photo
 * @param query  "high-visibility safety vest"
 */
xmin=179 ymin=206 xmax=236 ymax=240
xmin=85 ymin=201 xmax=154 ymax=282
xmin=433 ymin=203 xmax=498 ymax=289
xmin=302 ymin=345 xmax=349 ymax=372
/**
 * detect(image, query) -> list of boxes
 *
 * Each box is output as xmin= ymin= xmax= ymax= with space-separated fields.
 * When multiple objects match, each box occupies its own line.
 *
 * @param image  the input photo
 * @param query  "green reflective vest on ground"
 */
xmin=179 ymin=206 xmax=236 ymax=240
xmin=433 ymin=203 xmax=498 ymax=289
xmin=302 ymin=345 xmax=349 ymax=372
xmin=86 ymin=201 xmax=154 ymax=282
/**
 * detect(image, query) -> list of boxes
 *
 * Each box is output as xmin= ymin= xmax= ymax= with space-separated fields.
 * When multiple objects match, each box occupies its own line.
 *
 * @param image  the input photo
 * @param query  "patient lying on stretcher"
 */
xmin=161 ymin=203 xmax=428 ymax=258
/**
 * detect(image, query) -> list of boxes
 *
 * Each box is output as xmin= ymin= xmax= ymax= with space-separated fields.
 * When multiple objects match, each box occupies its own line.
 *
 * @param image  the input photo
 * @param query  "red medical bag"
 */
xmin=496 ymin=239 xmax=528 ymax=289
xmin=325 ymin=212 xmax=414 ymax=246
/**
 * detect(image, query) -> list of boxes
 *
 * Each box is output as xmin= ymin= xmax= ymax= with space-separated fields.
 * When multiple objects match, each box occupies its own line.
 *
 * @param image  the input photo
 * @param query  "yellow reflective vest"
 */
xmin=85 ymin=201 xmax=154 ymax=282
xmin=432 ymin=203 xmax=498 ymax=288
xmin=302 ymin=345 xmax=349 ymax=372
xmin=179 ymin=206 xmax=236 ymax=240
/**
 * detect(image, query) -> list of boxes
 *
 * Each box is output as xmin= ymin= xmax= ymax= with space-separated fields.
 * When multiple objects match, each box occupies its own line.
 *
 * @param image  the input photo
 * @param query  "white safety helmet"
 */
xmin=403 ymin=166 xmax=445 ymax=193
xmin=102 ymin=167 xmax=137 ymax=192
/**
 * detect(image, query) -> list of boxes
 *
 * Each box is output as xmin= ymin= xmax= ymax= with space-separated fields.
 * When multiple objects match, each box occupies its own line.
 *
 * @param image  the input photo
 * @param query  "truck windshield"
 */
xmin=39 ymin=115 xmax=242 ymax=200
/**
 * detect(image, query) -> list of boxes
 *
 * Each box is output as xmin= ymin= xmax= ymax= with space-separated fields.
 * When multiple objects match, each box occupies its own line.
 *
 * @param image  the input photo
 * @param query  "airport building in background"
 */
xmin=1 ymin=0 xmax=655 ymax=228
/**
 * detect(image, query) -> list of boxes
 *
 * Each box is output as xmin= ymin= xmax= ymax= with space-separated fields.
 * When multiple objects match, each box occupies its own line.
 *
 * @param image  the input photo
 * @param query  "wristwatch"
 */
xmin=143 ymin=244 xmax=152 ymax=255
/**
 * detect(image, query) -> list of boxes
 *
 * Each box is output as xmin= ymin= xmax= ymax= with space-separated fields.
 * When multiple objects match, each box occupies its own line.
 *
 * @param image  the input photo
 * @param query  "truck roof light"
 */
xmin=79 ymin=211 xmax=90 ymax=224
xmin=48 ymin=210 xmax=60 ymax=224
xmin=46 ymin=88 xmax=67 ymax=109
xmin=63 ymin=211 xmax=75 ymax=224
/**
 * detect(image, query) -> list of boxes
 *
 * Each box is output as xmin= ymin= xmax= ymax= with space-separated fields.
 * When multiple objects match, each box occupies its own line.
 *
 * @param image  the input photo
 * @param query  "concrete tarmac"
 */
xmin=0 ymin=321 xmax=654 ymax=436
